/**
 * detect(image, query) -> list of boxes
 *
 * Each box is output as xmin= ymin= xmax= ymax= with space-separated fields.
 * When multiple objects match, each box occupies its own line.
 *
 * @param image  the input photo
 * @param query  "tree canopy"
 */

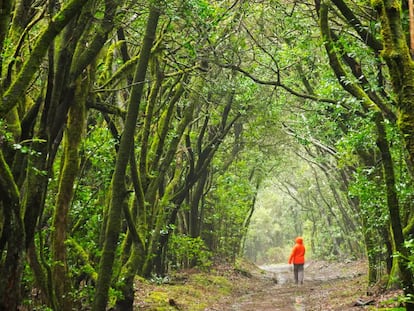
xmin=1 ymin=0 xmax=414 ymax=310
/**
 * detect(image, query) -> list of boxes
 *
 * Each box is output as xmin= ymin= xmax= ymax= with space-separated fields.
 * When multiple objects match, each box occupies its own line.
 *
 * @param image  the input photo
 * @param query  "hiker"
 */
xmin=288 ymin=236 xmax=306 ymax=285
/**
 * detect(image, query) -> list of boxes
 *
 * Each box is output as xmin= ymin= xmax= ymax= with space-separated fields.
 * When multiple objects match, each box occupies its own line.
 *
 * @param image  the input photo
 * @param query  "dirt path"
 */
xmin=135 ymin=260 xmax=403 ymax=310
xmin=213 ymin=261 xmax=368 ymax=311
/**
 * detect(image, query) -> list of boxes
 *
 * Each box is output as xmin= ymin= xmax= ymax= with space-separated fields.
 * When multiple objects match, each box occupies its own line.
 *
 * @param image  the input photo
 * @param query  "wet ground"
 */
xmin=216 ymin=261 xmax=368 ymax=311
xmin=135 ymin=259 xmax=401 ymax=310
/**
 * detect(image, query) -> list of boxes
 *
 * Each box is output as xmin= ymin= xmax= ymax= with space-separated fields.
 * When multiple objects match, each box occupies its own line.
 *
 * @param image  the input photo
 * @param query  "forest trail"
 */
xmin=135 ymin=260 xmax=403 ymax=310
xmin=208 ymin=261 xmax=374 ymax=311
xmin=227 ymin=263 xmax=322 ymax=311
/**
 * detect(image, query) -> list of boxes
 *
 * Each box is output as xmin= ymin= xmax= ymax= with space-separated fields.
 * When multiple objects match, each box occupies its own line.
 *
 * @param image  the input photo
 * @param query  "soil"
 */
xmin=208 ymin=260 xmax=370 ymax=311
xmin=134 ymin=260 xmax=405 ymax=310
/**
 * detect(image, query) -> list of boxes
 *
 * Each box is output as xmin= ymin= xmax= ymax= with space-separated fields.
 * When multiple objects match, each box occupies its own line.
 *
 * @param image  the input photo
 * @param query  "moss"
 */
xmin=389 ymin=0 xmax=401 ymax=10
xmin=145 ymin=287 xmax=208 ymax=310
xmin=4 ymin=107 xmax=21 ymax=141
xmin=191 ymin=274 xmax=232 ymax=295
xmin=137 ymin=269 xmax=237 ymax=310
xmin=371 ymin=0 xmax=383 ymax=11
xmin=0 ymin=0 xmax=88 ymax=117
xmin=145 ymin=291 xmax=173 ymax=310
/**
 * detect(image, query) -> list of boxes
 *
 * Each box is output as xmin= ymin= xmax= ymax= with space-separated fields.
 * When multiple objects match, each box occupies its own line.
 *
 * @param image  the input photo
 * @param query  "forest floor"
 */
xmin=134 ymin=260 xmax=406 ymax=310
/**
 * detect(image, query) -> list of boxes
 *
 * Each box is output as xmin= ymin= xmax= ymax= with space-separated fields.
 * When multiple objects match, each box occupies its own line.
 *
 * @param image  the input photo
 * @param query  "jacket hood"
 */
xmin=295 ymin=237 xmax=303 ymax=244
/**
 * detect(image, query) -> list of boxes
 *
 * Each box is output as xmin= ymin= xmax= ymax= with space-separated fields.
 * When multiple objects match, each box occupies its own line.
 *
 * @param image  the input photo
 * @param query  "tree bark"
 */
xmin=0 ymin=151 xmax=24 ymax=310
xmin=372 ymin=0 xmax=414 ymax=176
xmin=320 ymin=2 xmax=414 ymax=307
xmin=375 ymin=112 xmax=414 ymax=302
xmin=51 ymin=75 xmax=86 ymax=311
xmin=0 ymin=0 xmax=88 ymax=117
xmin=92 ymin=6 xmax=160 ymax=311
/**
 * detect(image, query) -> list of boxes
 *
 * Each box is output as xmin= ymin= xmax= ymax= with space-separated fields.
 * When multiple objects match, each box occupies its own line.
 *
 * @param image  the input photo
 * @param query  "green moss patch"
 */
xmin=134 ymin=267 xmax=241 ymax=310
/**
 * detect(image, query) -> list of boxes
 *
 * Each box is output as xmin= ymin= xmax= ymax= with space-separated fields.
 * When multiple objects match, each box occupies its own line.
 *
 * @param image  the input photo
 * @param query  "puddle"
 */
xmin=259 ymin=263 xmax=292 ymax=284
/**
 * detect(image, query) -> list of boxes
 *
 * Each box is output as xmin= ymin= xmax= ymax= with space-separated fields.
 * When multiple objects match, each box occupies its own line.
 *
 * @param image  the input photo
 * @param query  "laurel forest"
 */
xmin=1 ymin=0 xmax=414 ymax=310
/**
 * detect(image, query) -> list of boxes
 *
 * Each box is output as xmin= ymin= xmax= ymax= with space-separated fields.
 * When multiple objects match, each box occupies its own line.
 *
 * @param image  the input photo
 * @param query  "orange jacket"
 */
xmin=288 ymin=237 xmax=305 ymax=264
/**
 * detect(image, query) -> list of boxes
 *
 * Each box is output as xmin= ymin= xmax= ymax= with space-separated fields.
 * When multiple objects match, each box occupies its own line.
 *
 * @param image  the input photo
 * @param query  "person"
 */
xmin=288 ymin=236 xmax=306 ymax=285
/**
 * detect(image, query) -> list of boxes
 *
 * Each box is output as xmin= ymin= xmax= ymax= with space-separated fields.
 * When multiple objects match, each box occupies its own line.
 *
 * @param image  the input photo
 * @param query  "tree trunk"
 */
xmin=372 ymin=0 xmax=414 ymax=176
xmin=0 ymin=152 xmax=24 ymax=310
xmin=51 ymin=76 xmax=86 ymax=311
xmin=92 ymin=7 xmax=160 ymax=311
xmin=189 ymin=169 xmax=209 ymax=239
xmin=320 ymin=3 xmax=414 ymax=305
xmin=375 ymin=112 xmax=414 ymax=304
xmin=0 ymin=0 xmax=87 ymax=117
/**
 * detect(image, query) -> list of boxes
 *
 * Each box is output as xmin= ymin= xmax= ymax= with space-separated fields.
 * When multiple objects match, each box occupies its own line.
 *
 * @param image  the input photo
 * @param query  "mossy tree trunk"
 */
xmin=0 ymin=1 xmax=91 ymax=309
xmin=374 ymin=112 xmax=414 ymax=296
xmin=111 ymin=65 xmax=190 ymax=280
xmin=0 ymin=151 xmax=24 ymax=310
xmin=188 ymin=169 xmax=209 ymax=240
xmin=150 ymin=89 xmax=240 ymax=274
xmin=51 ymin=76 xmax=86 ymax=311
xmin=320 ymin=2 xmax=414 ymax=305
xmin=115 ymin=77 xmax=192 ymax=310
xmin=22 ymin=1 xmax=118 ymax=307
xmin=373 ymin=0 xmax=414 ymax=240
xmin=0 ymin=0 xmax=88 ymax=117
xmin=114 ymin=57 xmax=241 ymax=308
xmin=372 ymin=0 xmax=414 ymax=174
xmin=92 ymin=6 xmax=160 ymax=311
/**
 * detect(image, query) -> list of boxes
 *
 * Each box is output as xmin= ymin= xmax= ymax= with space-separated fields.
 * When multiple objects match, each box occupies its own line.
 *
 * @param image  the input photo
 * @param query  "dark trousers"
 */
xmin=293 ymin=263 xmax=304 ymax=284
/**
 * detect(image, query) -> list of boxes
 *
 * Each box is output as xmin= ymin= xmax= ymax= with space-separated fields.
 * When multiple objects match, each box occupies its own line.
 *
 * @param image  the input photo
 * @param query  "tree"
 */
xmin=318 ymin=0 xmax=414 ymax=305
xmin=3 ymin=0 xmax=414 ymax=309
xmin=0 ymin=0 xmax=90 ymax=308
xmin=92 ymin=5 xmax=161 ymax=310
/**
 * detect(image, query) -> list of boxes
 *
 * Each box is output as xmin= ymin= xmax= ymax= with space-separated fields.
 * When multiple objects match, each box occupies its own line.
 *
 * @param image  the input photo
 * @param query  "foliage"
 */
xmin=2 ymin=0 xmax=414 ymax=309
xmin=395 ymin=239 xmax=414 ymax=304
xmin=167 ymin=234 xmax=212 ymax=270
xmin=404 ymin=239 xmax=414 ymax=274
